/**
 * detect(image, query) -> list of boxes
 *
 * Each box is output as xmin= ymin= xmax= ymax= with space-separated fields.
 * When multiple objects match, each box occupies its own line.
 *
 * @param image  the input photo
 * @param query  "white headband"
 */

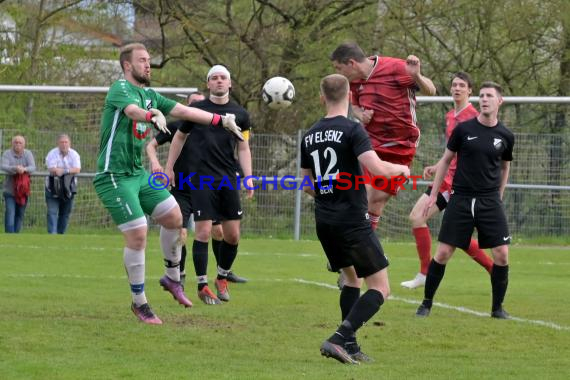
xmin=207 ymin=65 xmax=231 ymax=81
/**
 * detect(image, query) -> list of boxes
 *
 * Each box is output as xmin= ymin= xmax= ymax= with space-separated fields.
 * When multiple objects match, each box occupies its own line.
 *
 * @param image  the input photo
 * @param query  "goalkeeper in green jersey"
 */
xmin=94 ymin=43 xmax=243 ymax=324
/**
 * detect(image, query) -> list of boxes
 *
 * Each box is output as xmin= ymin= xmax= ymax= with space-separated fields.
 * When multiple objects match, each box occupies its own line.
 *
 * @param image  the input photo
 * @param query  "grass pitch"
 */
xmin=0 ymin=233 xmax=568 ymax=379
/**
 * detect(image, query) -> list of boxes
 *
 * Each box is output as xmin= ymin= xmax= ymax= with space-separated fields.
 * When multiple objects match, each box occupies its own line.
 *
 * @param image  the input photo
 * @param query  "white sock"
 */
xmin=160 ymin=227 xmax=182 ymax=282
xmin=197 ymin=275 xmax=208 ymax=285
xmin=124 ymin=247 xmax=147 ymax=306
xmin=217 ymin=266 xmax=230 ymax=278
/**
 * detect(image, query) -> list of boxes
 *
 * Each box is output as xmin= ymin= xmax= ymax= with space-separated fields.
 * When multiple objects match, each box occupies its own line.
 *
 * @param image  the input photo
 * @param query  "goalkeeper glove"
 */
xmin=212 ymin=113 xmax=243 ymax=141
xmin=146 ymin=108 xmax=169 ymax=134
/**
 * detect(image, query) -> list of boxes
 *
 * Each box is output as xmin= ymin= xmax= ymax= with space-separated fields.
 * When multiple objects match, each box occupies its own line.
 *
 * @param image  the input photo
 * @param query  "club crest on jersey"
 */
xmin=132 ymin=120 xmax=151 ymax=140
xmin=493 ymin=138 xmax=503 ymax=150
xmin=145 ymin=99 xmax=152 ymax=110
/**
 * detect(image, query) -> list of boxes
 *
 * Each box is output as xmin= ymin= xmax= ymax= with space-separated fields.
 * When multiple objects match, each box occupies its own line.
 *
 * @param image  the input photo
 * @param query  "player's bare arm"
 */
xmin=357 ymin=151 xmax=410 ymax=178
xmin=423 ymin=163 xmax=438 ymax=179
xmin=301 ymin=168 xmax=316 ymax=197
xmin=145 ymin=138 xmax=163 ymax=173
xmin=423 ymin=148 xmax=455 ymax=216
xmin=405 ymin=55 xmax=436 ymax=96
xmin=499 ymin=160 xmax=511 ymax=200
xmin=165 ymin=130 xmax=188 ymax=187
xmin=238 ymin=139 xmax=254 ymax=198
xmin=169 ymin=104 xmax=244 ymax=141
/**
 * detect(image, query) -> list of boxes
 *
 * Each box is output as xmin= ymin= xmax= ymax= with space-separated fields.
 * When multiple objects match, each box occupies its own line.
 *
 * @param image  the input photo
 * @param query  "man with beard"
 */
xmin=166 ymin=64 xmax=253 ymax=304
xmin=94 ymin=43 xmax=243 ymax=324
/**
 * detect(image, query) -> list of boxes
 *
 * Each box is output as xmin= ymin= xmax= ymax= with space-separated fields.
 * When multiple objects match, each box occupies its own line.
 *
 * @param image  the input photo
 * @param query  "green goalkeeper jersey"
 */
xmin=96 ymin=79 xmax=177 ymax=175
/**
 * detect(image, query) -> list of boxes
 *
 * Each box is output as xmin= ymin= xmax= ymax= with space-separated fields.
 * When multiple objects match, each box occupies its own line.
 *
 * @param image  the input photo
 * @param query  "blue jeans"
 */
xmin=3 ymin=192 xmax=27 ymax=233
xmin=45 ymin=190 xmax=74 ymax=234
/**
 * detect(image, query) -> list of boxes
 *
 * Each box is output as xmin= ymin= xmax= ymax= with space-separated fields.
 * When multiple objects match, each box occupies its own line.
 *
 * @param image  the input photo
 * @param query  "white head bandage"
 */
xmin=207 ymin=65 xmax=231 ymax=81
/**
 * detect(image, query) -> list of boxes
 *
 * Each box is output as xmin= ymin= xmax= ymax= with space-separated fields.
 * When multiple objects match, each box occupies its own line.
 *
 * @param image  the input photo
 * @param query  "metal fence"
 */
xmin=1 ymin=87 xmax=569 ymax=240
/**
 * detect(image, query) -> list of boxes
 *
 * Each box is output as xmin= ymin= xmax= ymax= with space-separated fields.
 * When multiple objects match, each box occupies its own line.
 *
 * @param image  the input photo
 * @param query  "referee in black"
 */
xmin=301 ymin=74 xmax=409 ymax=364
xmin=416 ymin=81 xmax=515 ymax=319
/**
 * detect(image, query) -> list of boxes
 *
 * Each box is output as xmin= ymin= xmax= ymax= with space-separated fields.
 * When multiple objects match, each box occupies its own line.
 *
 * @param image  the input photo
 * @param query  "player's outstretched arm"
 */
xmin=165 ymin=130 xmax=187 ymax=187
xmin=358 ymin=150 xmax=410 ymax=179
xmin=169 ymin=104 xmax=244 ymax=141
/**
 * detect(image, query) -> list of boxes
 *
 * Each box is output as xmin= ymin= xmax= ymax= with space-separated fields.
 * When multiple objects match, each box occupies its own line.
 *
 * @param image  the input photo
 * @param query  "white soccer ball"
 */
xmin=262 ymin=76 xmax=295 ymax=110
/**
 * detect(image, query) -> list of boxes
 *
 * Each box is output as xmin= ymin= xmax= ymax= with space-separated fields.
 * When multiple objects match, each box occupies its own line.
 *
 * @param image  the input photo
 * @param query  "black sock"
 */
xmin=217 ymin=240 xmax=238 ymax=279
xmin=491 ymin=264 xmax=509 ymax=311
xmin=212 ymin=239 xmax=222 ymax=266
xmin=340 ymin=286 xmax=360 ymax=321
xmin=192 ymin=240 xmax=209 ymax=278
xmin=180 ymin=245 xmax=187 ymax=274
xmin=343 ymin=289 xmax=384 ymax=334
xmin=422 ymin=259 xmax=446 ymax=308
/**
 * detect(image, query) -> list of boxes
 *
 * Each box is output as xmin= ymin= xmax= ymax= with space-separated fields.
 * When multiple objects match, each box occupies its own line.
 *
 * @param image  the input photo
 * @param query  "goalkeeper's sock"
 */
xmin=160 ymin=227 xmax=182 ymax=282
xmin=124 ymin=247 xmax=147 ymax=306
xmin=369 ymin=212 xmax=380 ymax=231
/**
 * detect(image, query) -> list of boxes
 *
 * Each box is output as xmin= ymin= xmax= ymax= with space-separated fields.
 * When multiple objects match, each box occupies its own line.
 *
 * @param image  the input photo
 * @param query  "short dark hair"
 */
xmin=320 ymin=74 xmax=349 ymax=103
xmin=330 ymin=42 xmax=367 ymax=64
xmin=119 ymin=43 xmax=147 ymax=72
xmin=452 ymin=72 xmax=473 ymax=88
xmin=480 ymin=81 xmax=503 ymax=96
xmin=186 ymin=91 xmax=204 ymax=105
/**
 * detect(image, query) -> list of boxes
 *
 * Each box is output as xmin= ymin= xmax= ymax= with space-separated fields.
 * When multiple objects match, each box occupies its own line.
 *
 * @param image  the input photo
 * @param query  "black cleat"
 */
xmin=320 ymin=340 xmax=359 ymax=365
xmin=227 ymin=271 xmax=248 ymax=283
xmin=345 ymin=341 xmax=373 ymax=363
xmin=491 ymin=308 xmax=511 ymax=319
xmin=416 ymin=304 xmax=431 ymax=317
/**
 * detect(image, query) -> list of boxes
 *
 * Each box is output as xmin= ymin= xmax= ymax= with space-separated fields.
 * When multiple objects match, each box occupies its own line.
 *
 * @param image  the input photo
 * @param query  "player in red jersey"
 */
xmin=402 ymin=72 xmax=494 ymax=289
xmin=331 ymin=42 xmax=436 ymax=231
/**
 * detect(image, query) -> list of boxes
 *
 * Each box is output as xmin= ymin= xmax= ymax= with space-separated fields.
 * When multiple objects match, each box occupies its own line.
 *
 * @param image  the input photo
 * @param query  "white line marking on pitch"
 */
xmin=293 ymin=278 xmax=570 ymax=331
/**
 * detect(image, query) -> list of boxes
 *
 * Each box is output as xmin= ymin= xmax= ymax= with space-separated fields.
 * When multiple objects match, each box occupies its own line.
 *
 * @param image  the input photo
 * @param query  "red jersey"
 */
xmin=350 ymin=56 xmax=419 ymax=149
xmin=441 ymin=103 xmax=479 ymax=192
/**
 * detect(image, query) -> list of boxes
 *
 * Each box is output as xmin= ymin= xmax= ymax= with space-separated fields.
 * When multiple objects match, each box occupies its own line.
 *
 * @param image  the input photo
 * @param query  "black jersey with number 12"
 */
xmin=300 ymin=116 xmax=371 ymax=225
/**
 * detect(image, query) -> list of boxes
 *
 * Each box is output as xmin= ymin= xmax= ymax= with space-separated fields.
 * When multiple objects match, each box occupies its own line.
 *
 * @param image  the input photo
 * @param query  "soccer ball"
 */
xmin=262 ymin=76 xmax=295 ymax=110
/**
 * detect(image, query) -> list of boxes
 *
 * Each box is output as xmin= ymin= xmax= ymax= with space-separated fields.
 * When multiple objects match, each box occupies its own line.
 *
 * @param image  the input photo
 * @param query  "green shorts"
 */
xmin=94 ymin=172 xmax=172 ymax=226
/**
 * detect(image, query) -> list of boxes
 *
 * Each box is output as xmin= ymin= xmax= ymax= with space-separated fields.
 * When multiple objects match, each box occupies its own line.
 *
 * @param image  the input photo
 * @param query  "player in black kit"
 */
xmin=415 ymin=81 xmax=515 ymax=319
xmin=146 ymin=91 xmax=246 ymax=300
xmin=301 ymin=74 xmax=409 ymax=364
xmin=166 ymin=65 xmax=253 ymax=305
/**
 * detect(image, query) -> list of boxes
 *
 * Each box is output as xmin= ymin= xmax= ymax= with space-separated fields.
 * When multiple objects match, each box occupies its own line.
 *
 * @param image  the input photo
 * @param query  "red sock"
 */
xmin=465 ymin=239 xmax=494 ymax=274
xmin=412 ymin=227 xmax=431 ymax=275
xmin=369 ymin=212 xmax=380 ymax=231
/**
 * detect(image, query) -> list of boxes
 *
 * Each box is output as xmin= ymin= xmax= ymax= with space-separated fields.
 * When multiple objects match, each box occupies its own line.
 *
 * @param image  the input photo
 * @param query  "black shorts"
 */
xmin=170 ymin=188 xmax=193 ymax=228
xmin=425 ymin=186 xmax=449 ymax=211
xmin=438 ymin=194 xmax=511 ymax=250
xmin=191 ymin=186 xmax=242 ymax=222
xmin=316 ymin=221 xmax=389 ymax=278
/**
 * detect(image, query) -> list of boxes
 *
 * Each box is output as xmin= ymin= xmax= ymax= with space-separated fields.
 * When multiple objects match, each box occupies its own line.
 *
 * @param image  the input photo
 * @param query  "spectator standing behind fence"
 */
xmin=1 ymin=135 xmax=36 ymax=233
xmin=45 ymin=134 xmax=81 ymax=234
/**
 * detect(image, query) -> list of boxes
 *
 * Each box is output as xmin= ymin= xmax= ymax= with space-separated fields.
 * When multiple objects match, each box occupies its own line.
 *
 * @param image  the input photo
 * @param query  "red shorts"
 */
xmin=361 ymin=146 xmax=416 ymax=196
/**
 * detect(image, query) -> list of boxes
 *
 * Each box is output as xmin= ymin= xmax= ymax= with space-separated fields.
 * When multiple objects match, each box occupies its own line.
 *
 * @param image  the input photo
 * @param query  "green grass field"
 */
xmin=1 ymin=233 xmax=569 ymax=379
